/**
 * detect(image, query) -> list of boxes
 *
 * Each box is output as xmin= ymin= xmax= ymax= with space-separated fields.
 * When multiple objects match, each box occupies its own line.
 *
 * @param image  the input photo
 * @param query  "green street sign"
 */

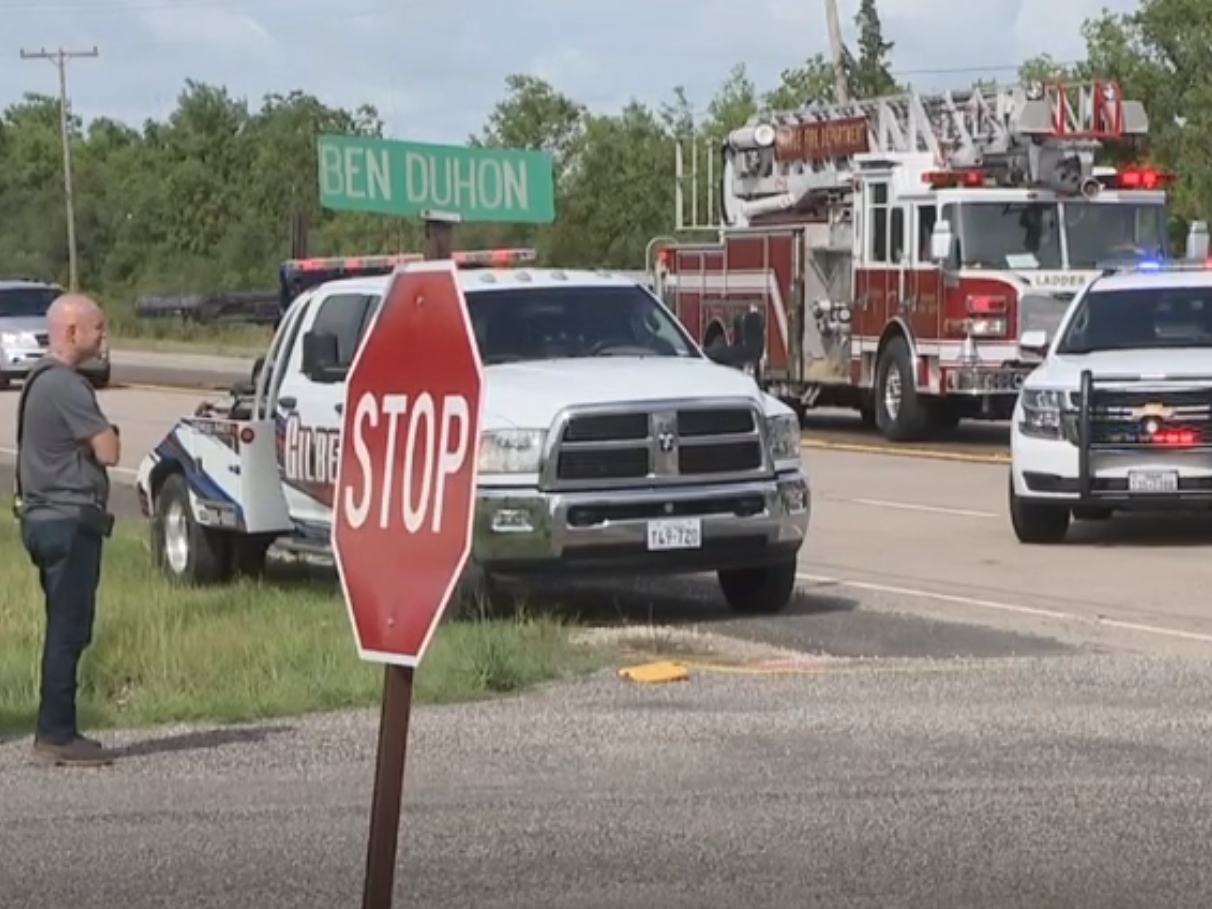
xmin=316 ymin=134 xmax=555 ymax=224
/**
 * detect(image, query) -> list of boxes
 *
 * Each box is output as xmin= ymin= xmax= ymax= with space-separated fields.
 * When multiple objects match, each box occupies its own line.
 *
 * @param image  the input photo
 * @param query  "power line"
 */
xmin=20 ymin=46 xmax=99 ymax=292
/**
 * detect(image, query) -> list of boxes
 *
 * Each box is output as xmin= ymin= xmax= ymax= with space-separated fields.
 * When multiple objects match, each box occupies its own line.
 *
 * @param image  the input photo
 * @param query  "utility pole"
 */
xmin=20 ymin=46 xmax=99 ymax=291
xmin=823 ymin=0 xmax=850 ymax=103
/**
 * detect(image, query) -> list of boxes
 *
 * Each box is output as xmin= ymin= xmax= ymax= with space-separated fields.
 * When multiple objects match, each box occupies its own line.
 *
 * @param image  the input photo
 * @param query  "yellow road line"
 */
xmin=671 ymin=658 xmax=989 ymax=677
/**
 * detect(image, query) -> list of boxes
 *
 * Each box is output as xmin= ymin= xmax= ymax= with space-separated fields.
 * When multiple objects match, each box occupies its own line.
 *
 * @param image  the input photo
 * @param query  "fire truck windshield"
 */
xmin=1062 ymin=202 xmax=1169 ymax=268
xmin=1055 ymin=286 xmax=1212 ymax=354
xmin=467 ymin=285 xmax=699 ymax=365
xmin=955 ymin=202 xmax=1063 ymax=270
xmin=952 ymin=201 xmax=1169 ymax=271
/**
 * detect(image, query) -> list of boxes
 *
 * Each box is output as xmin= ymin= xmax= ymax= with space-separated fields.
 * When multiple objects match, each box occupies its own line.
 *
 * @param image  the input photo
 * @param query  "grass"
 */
xmin=0 ymin=518 xmax=604 ymax=738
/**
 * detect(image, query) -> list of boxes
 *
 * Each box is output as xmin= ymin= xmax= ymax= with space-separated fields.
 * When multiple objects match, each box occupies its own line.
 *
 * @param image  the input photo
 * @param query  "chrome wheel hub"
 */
xmin=163 ymin=499 xmax=190 ymax=575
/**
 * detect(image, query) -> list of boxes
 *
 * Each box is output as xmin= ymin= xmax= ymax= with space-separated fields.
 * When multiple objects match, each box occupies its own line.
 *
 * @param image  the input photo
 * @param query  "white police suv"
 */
xmin=1010 ymin=223 xmax=1212 ymax=543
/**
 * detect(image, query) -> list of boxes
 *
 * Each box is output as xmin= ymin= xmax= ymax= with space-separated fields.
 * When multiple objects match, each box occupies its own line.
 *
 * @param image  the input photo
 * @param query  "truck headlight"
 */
xmin=765 ymin=413 xmax=801 ymax=466
xmin=1019 ymin=388 xmax=1064 ymax=439
xmin=967 ymin=317 xmax=1007 ymax=337
xmin=478 ymin=429 xmax=546 ymax=474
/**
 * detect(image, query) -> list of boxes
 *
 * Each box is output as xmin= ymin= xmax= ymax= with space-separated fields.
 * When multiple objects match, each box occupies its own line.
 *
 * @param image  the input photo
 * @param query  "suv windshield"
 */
xmin=1056 ymin=286 xmax=1212 ymax=354
xmin=465 ymin=285 xmax=699 ymax=365
xmin=0 ymin=285 xmax=58 ymax=317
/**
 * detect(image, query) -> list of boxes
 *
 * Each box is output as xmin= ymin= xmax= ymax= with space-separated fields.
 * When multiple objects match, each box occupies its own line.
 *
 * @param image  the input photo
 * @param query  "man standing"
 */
xmin=16 ymin=293 xmax=120 ymax=767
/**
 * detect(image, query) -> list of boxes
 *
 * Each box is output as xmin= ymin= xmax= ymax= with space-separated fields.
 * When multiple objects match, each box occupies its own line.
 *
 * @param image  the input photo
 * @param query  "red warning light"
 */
xmin=1150 ymin=428 xmax=1196 ymax=446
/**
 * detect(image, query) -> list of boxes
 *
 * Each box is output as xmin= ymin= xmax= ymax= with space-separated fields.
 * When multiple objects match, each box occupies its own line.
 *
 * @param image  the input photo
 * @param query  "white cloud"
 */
xmin=138 ymin=6 xmax=279 ymax=59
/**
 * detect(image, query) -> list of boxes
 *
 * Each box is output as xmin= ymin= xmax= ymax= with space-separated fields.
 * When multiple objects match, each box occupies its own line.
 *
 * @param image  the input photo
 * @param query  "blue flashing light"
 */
xmin=1097 ymin=257 xmax=1212 ymax=276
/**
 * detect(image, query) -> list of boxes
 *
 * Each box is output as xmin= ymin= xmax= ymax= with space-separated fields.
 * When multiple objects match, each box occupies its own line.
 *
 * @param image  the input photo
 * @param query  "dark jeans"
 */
xmin=21 ymin=516 xmax=104 ymax=745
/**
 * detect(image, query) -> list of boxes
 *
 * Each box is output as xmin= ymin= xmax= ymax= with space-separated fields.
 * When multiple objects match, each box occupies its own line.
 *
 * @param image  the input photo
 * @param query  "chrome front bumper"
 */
xmin=473 ymin=472 xmax=810 ymax=576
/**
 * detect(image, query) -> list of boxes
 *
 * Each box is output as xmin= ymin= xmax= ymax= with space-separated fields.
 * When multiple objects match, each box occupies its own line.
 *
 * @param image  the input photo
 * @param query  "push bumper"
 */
xmin=473 ymin=471 xmax=810 ymax=576
xmin=1012 ymin=430 xmax=1212 ymax=511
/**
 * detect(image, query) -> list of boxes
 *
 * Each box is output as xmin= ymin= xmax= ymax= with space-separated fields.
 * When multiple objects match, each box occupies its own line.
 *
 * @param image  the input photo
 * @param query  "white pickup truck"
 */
xmin=134 ymin=259 xmax=812 ymax=614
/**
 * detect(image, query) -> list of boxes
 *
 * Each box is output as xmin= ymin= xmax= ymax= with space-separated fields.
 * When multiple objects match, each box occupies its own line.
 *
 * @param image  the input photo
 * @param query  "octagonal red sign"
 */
xmin=331 ymin=260 xmax=484 ymax=665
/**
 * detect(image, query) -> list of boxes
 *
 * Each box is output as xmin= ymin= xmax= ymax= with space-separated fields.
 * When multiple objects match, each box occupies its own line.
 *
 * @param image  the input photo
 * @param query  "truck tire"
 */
xmin=718 ymin=560 xmax=798 ymax=615
xmin=874 ymin=336 xmax=929 ymax=441
xmin=1008 ymin=475 xmax=1070 ymax=544
xmin=151 ymin=472 xmax=233 ymax=584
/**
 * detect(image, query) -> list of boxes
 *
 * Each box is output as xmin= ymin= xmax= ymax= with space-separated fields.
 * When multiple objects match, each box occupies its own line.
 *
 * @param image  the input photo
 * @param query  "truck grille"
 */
xmin=546 ymin=401 xmax=769 ymax=489
xmin=1065 ymin=388 xmax=1212 ymax=448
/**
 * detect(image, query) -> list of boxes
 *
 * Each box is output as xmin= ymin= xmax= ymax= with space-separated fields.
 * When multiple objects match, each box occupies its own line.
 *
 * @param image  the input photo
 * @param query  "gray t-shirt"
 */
xmin=17 ymin=357 xmax=111 ymax=519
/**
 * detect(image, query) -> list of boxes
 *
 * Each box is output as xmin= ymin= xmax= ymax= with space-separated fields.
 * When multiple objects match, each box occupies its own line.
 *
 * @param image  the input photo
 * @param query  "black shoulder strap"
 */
xmin=14 ymin=363 xmax=57 ymax=506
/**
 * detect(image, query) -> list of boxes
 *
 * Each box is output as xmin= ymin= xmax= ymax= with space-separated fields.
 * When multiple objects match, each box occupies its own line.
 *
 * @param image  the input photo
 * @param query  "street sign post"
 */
xmin=332 ymin=259 xmax=484 ymax=909
xmin=317 ymin=134 xmax=556 ymax=224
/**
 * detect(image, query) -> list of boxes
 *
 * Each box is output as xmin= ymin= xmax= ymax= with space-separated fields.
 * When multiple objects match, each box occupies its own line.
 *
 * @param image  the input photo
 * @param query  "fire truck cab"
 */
xmin=653 ymin=79 xmax=1178 ymax=442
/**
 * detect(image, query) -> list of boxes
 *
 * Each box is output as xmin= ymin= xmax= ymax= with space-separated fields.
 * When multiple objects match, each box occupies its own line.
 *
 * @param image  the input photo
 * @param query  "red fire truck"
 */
xmin=651 ymin=79 xmax=1179 ymax=441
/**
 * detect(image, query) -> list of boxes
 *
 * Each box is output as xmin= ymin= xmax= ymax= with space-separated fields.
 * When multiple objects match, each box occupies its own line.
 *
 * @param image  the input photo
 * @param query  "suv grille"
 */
xmin=1065 ymin=388 xmax=1212 ymax=448
xmin=547 ymin=401 xmax=768 ymax=489
xmin=34 ymin=333 xmax=49 ymax=347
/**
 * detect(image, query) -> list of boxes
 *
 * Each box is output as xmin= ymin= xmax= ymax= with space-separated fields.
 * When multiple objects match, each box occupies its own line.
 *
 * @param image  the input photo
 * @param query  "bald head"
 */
xmin=47 ymin=293 xmax=107 ymax=366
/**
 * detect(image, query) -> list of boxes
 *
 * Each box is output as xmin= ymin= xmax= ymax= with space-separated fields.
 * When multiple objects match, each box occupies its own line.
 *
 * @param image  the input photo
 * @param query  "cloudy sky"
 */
xmin=3 ymin=0 xmax=1139 ymax=142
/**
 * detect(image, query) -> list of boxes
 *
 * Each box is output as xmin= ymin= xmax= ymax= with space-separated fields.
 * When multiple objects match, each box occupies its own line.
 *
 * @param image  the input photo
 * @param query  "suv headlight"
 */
xmin=765 ymin=413 xmax=801 ymax=465
xmin=478 ymin=429 xmax=546 ymax=474
xmin=1019 ymin=388 xmax=1064 ymax=439
xmin=0 ymin=331 xmax=38 ymax=347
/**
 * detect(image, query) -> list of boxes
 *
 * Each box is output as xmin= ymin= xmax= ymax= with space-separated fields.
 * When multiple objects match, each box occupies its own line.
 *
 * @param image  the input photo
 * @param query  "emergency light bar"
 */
xmin=1095 ymin=258 xmax=1212 ymax=276
xmin=283 ymin=248 xmax=537 ymax=272
xmin=921 ymin=164 xmax=1176 ymax=193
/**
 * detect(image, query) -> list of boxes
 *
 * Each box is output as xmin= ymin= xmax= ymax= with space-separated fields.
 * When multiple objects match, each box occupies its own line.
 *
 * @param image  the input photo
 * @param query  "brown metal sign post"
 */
xmin=330 ymin=208 xmax=482 ymax=909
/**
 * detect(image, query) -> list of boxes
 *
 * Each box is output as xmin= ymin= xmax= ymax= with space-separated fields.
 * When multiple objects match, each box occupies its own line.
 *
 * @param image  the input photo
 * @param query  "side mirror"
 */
xmin=301 ymin=330 xmax=345 ymax=383
xmin=930 ymin=220 xmax=954 ymax=263
xmin=1019 ymin=329 xmax=1049 ymax=358
xmin=1186 ymin=220 xmax=1209 ymax=261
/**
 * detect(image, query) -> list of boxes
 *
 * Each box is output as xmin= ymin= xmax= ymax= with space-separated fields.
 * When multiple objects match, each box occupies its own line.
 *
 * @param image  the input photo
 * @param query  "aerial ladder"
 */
xmin=675 ymin=80 xmax=1151 ymax=229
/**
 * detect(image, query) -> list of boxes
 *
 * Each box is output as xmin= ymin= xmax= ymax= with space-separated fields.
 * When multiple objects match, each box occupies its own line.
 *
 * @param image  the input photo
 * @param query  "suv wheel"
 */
xmin=1008 ymin=475 xmax=1070 ymax=544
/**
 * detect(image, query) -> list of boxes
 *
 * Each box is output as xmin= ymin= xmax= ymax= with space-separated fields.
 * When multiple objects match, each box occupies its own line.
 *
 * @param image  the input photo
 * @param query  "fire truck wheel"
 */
xmin=874 ymin=336 xmax=929 ymax=441
xmin=717 ymin=560 xmax=797 ymax=614
xmin=1009 ymin=477 xmax=1071 ymax=544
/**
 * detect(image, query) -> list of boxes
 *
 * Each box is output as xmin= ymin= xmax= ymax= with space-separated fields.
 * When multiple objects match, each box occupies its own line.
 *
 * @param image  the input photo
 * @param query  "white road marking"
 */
xmin=796 ymin=571 xmax=1212 ymax=646
xmin=0 ymin=445 xmax=138 ymax=478
xmin=847 ymin=497 xmax=997 ymax=519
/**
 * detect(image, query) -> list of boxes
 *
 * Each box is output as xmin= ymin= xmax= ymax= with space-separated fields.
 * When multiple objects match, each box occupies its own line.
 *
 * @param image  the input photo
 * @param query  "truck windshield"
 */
xmin=1063 ymin=202 xmax=1168 ymax=268
xmin=0 ymin=286 xmax=58 ymax=317
xmin=954 ymin=201 xmax=1169 ymax=270
xmin=466 ymin=285 xmax=699 ymax=365
xmin=1055 ymin=286 xmax=1212 ymax=354
xmin=956 ymin=202 xmax=1064 ymax=269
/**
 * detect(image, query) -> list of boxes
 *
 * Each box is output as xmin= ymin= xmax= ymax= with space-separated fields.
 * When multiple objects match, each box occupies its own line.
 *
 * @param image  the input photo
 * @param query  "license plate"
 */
xmin=1127 ymin=470 xmax=1179 ymax=493
xmin=646 ymin=518 xmax=702 ymax=551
